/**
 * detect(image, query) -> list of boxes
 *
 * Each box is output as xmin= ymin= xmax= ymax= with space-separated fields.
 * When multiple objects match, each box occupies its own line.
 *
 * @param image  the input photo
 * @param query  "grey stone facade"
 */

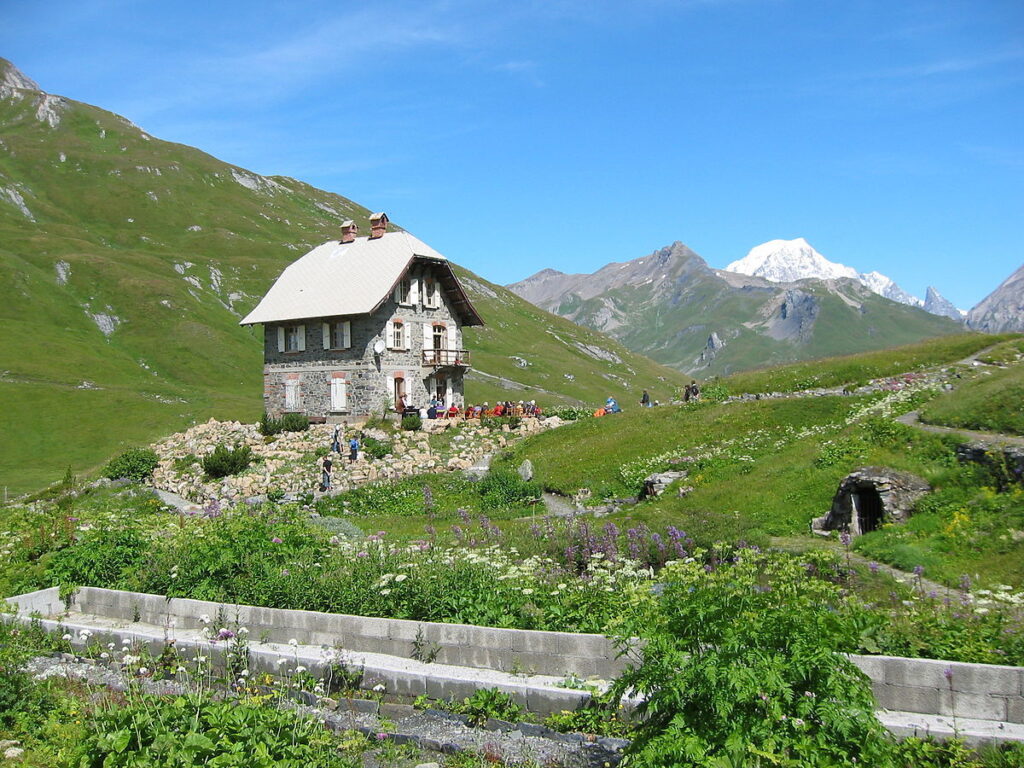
xmin=262 ymin=263 xmax=468 ymax=421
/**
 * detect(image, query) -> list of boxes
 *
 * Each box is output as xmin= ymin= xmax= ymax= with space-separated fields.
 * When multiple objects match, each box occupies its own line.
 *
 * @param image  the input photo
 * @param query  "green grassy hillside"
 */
xmin=494 ymin=336 xmax=1024 ymax=589
xmin=0 ymin=59 xmax=688 ymax=495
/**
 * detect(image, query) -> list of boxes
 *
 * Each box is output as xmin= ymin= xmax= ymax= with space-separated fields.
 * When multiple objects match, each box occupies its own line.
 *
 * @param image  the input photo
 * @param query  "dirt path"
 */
xmin=897 ymin=410 xmax=1024 ymax=447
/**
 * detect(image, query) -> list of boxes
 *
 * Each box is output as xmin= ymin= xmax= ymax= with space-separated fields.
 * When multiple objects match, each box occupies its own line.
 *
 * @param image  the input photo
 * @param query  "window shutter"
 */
xmin=342 ymin=321 xmax=351 ymax=349
xmin=447 ymin=326 xmax=457 ymax=352
xmin=297 ymin=324 xmax=306 ymax=352
xmin=423 ymin=323 xmax=431 ymax=347
xmin=410 ymin=278 xmax=419 ymax=305
xmin=331 ymin=377 xmax=347 ymax=410
xmin=322 ymin=322 xmax=331 ymax=350
xmin=277 ymin=327 xmax=285 ymax=353
xmin=403 ymin=323 xmax=411 ymax=350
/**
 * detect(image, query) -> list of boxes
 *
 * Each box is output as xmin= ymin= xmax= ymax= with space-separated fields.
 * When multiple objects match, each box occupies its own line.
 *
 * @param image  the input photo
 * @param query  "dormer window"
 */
xmin=276 ymin=324 xmax=306 ymax=353
xmin=394 ymin=277 xmax=413 ymax=306
xmin=424 ymin=276 xmax=440 ymax=309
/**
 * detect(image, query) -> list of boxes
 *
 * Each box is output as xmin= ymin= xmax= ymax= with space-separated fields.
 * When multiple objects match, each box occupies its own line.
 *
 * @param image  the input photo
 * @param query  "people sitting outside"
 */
xmin=447 ymin=404 xmax=460 ymax=418
xmin=493 ymin=402 xmax=505 ymax=416
xmin=605 ymin=396 xmax=622 ymax=414
xmin=684 ymin=380 xmax=701 ymax=402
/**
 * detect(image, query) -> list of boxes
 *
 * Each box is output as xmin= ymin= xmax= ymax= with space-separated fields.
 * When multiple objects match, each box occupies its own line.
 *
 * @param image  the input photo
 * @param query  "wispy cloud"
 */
xmin=857 ymin=48 xmax=1024 ymax=81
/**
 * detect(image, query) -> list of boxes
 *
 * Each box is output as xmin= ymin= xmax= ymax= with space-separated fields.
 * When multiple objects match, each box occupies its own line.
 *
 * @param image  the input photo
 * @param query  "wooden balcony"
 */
xmin=421 ymin=349 xmax=471 ymax=368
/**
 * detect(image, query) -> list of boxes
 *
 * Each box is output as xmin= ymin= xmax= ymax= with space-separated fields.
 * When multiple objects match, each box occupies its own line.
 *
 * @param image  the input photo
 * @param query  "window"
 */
xmin=424 ymin=277 xmax=440 ymax=308
xmin=395 ymin=277 xmax=412 ymax=305
xmin=390 ymin=320 xmax=407 ymax=350
xmin=277 ymin=324 xmax=306 ymax=353
xmin=322 ymin=320 xmax=351 ymax=350
xmin=432 ymin=324 xmax=446 ymax=351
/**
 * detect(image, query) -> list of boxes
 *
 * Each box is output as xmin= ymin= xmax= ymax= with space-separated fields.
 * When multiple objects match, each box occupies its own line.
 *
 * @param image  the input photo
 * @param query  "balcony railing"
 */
xmin=421 ymin=349 xmax=471 ymax=367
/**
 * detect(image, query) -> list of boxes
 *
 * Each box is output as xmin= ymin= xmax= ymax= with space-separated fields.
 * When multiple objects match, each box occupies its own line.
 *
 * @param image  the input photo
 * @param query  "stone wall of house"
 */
xmin=261 ymin=264 xmax=468 ymax=420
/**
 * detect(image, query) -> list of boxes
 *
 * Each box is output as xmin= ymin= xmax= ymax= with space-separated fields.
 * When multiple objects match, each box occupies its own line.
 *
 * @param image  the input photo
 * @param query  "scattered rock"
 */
xmin=641 ymin=470 xmax=688 ymax=498
xmin=812 ymin=467 xmax=930 ymax=536
xmin=517 ymin=459 xmax=534 ymax=482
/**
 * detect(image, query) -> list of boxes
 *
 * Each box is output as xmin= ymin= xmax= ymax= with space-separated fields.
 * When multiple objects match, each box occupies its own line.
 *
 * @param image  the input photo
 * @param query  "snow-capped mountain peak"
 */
xmin=725 ymin=238 xmax=934 ymax=311
xmin=725 ymin=238 xmax=858 ymax=284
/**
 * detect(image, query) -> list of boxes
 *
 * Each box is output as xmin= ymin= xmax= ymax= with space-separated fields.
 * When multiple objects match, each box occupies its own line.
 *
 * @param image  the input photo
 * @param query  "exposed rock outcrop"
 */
xmin=968 ymin=262 xmax=1024 ymax=333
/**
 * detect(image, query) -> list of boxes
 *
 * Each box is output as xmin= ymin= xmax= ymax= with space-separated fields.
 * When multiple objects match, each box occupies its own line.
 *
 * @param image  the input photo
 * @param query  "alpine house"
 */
xmin=240 ymin=213 xmax=483 ymax=421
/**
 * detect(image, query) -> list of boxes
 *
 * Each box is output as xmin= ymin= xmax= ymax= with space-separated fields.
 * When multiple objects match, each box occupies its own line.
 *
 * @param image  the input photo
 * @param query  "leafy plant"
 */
xmin=202 ymin=443 xmax=253 ymax=478
xmin=401 ymin=413 xmax=422 ymax=431
xmin=447 ymin=687 xmax=524 ymax=726
xmin=361 ymin=436 xmax=392 ymax=459
xmin=103 ymin=448 xmax=160 ymax=482
xmin=477 ymin=469 xmax=540 ymax=510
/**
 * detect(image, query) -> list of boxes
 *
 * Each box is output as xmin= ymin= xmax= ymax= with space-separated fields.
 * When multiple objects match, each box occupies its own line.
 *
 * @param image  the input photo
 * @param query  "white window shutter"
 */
xmin=423 ymin=323 xmax=431 ymax=347
xmin=297 ymin=324 xmax=306 ymax=352
xmin=322 ymin=322 xmax=331 ymax=350
xmin=403 ymin=323 xmax=410 ymax=350
xmin=331 ymin=378 xmax=347 ymax=410
xmin=343 ymin=321 xmax=351 ymax=349
xmin=277 ymin=327 xmax=285 ymax=353
xmin=447 ymin=326 xmax=457 ymax=352
xmin=410 ymin=278 xmax=419 ymax=305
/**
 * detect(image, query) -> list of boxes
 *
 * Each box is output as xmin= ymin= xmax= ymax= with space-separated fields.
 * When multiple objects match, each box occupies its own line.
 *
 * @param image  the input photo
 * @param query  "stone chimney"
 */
xmin=340 ymin=220 xmax=358 ymax=243
xmin=369 ymin=212 xmax=389 ymax=239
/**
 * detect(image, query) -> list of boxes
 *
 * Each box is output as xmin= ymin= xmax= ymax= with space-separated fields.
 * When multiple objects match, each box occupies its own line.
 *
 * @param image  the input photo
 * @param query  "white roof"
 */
xmin=240 ymin=231 xmax=447 ymax=325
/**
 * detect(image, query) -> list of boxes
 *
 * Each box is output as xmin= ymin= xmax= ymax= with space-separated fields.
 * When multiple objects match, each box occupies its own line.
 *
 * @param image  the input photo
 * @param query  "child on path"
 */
xmin=349 ymin=434 xmax=360 ymax=463
xmin=320 ymin=454 xmax=333 ymax=492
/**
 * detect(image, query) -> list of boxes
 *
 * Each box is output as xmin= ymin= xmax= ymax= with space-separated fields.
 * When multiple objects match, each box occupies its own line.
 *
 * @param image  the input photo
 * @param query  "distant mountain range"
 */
xmin=0 ymin=57 xmax=688 ymax=494
xmin=723 ymin=237 xmax=961 ymax=317
xmin=967 ymin=262 xmax=1024 ymax=334
xmin=509 ymin=241 xmax=964 ymax=376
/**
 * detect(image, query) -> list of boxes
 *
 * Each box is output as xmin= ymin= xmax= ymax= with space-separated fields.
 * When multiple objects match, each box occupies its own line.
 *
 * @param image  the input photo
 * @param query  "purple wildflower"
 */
xmin=869 ymin=562 xmax=880 ymax=574
xmin=271 ymin=536 xmax=283 ymax=544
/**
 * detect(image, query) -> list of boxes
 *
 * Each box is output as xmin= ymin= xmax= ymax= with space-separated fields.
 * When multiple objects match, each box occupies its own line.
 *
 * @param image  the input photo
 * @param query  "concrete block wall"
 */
xmin=55 ymin=587 xmax=630 ymax=679
xmin=851 ymin=654 xmax=1024 ymax=724
xmin=8 ymin=587 xmax=1023 ymax=724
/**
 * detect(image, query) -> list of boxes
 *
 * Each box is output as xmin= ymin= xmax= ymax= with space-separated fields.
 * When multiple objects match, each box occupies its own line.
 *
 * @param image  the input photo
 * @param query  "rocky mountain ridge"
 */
xmin=509 ymin=242 xmax=963 ymax=375
xmin=968 ymin=263 xmax=1024 ymax=333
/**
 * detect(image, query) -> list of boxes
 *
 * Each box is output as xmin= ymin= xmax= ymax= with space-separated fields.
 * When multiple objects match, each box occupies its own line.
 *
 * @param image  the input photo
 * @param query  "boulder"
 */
xmin=641 ymin=470 xmax=689 ymax=498
xmin=518 ymin=459 xmax=534 ymax=482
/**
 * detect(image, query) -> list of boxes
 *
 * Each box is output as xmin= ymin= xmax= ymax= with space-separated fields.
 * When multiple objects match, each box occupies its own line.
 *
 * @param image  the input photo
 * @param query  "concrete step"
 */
xmin=878 ymin=710 xmax=1024 ymax=748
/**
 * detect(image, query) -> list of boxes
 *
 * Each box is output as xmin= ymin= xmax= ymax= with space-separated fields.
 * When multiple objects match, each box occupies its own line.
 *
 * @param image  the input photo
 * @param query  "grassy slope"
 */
xmin=459 ymin=268 xmax=690 ymax=408
xmin=493 ymin=337 xmax=1024 ymax=588
xmin=719 ymin=333 xmax=1017 ymax=394
xmin=0 ymin=67 xmax=688 ymax=494
xmin=920 ymin=361 xmax=1024 ymax=435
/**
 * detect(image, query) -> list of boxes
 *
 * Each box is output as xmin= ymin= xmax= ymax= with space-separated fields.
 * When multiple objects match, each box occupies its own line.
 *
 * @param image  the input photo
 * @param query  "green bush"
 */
xmin=477 ymin=469 xmax=540 ymax=510
xmin=259 ymin=412 xmax=310 ymax=436
xmin=361 ymin=436 xmax=392 ymax=459
xmin=280 ymin=412 xmax=310 ymax=432
xmin=612 ymin=548 xmax=892 ymax=767
xmin=202 ymin=443 xmax=253 ymax=479
xmin=103 ymin=448 xmax=160 ymax=482
xmin=48 ymin=526 xmax=152 ymax=589
xmin=401 ymin=413 xmax=423 ymax=431
xmin=81 ymin=694 xmax=354 ymax=767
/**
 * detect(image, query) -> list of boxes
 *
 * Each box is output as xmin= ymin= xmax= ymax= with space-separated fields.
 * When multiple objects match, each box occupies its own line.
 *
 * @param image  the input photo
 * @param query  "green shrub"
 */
xmin=546 ymin=405 xmax=592 ymax=421
xmin=361 ymin=436 xmax=392 ymax=459
xmin=447 ymin=687 xmax=524 ymax=726
xmin=401 ymin=413 xmax=423 ymax=431
xmin=201 ymin=443 xmax=253 ymax=479
xmin=172 ymin=453 xmax=199 ymax=472
xmin=48 ymin=526 xmax=152 ymax=589
xmin=103 ymin=448 xmax=160 ymax=482
xmin=259 ymin=412 xmax=310 ymax=436
xmin=280 ymin=412 xmax=310 ymax=432
xmin=612 ymin=548 xmax=892 ymax=767
xmin=477 ymin=469 xmax=540 ymax=510
xmin=82 ymin=694 xmax=354 ymax=767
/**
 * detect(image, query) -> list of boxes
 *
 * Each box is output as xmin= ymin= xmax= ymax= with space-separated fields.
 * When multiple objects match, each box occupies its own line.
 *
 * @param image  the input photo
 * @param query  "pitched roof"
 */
xmin=240 ymin=230 xmax=483 ymax=326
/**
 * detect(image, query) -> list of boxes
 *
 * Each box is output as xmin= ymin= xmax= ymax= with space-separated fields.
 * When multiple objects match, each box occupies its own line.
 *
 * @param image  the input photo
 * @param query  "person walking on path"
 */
xmin=641 ymin=389 xmax=651 ymax=408
xmin=320 ymin=454 xmax=333 ymax=492
xmin=348 ymin=434 xmax=360 ymax=463
xmin=330 ymin=424 xmax=342 ymax=454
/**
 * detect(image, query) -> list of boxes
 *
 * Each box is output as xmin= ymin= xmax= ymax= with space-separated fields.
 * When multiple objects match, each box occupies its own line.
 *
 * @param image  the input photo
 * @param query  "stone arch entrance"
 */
xmin=812 ymin=467 xmax=930 ymax=538
xmin=852 ymin=485 xmax=884 ymax=534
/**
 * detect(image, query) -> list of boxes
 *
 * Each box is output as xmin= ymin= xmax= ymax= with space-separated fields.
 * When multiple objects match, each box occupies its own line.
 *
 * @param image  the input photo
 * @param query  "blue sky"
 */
xmin=2 ymin=0 xmax=1022 ymax=309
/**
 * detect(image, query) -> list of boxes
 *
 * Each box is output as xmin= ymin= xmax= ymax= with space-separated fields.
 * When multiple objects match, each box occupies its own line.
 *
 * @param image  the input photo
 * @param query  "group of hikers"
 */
xmin=423 ymin=397 xmax=543 ymax=420
xmin=318 ymin=380 xmax=702 ymax=490
xmin=319 ymin=425 xmax=362 ymax=491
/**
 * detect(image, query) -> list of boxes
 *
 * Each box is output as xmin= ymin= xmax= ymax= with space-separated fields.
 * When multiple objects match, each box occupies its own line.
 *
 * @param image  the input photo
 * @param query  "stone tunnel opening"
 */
xmin=853 ymin=486 xmax=884 ymax=534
